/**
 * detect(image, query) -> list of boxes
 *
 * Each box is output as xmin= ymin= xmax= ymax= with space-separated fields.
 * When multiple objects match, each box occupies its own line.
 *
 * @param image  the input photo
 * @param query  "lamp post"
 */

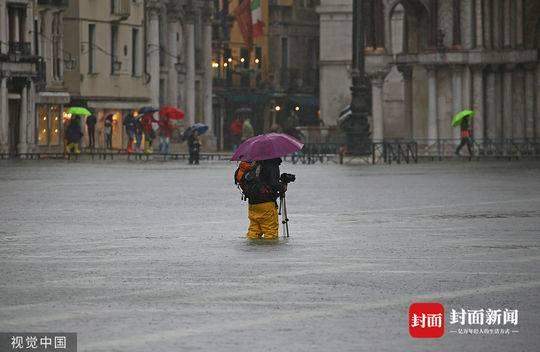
xmin=345 ymin=0 xmax=371 ymax=154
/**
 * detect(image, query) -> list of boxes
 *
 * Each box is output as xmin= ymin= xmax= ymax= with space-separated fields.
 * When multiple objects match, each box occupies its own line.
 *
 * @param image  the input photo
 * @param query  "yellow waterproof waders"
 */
xmin=247 ymin=201 xmax=279 ymax=240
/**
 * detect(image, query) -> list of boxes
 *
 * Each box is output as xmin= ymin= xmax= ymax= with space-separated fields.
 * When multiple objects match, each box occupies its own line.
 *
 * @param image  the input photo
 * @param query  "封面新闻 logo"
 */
xmin=409 ymin=302 xmax=445 ymax=338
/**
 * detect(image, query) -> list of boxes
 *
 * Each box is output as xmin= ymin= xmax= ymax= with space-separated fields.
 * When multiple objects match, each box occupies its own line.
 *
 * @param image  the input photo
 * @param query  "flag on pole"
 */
xmin=234 ymin=0 xmax=253 ymax=47
xmin=251 ymin=0 xmax=264 ymax=38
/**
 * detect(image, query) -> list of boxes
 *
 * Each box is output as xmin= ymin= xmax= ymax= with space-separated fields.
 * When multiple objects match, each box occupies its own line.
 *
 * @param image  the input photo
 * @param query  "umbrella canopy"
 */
xmin=138 ymin=106 xmax=159 ymax=115
xmin=231 ymin=133 xmax=304 ymax=161
xmin=160 ymin=106 xmax=185 ymax=120
xmin=67 ymin=107 xmax=92 ymax=116
xmin=452 ymin=110 xmax=475 ymax=127
xmin=183 ymin=123 xmax=209 ymax=139
xmin=235 ymin=107 xmax=253 ymax=114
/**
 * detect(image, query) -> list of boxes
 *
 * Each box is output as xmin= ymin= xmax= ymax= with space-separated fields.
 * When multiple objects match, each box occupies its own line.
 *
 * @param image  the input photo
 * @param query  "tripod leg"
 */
xmin=283 ymin=197 xmax=290 ymax=238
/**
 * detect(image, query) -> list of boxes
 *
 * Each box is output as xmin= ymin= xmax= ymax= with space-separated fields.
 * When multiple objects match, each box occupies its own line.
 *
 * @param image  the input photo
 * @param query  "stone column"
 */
xmin=512 ymin=68 xmax=525 ymax=140
xmin=398 ymin=65 xmax=413 ymax=139
xmin=494 ymin=65 xmax=504 ymax=139
xmin=502 ymin=64 xmax=513 ymax=139
xmin=451 ymin=65 xmax=463 ymax=142
xmin=18 ymin=85 xmax=28 ymax=154
xmin=492 ymin=0 xmax=501 ymax=48
xmin=472 ymin=66 xmax=485 ymax=141
xmin=452 ymin=0 xmax=462 ymax=48
xmin=524 ymin=65 xmax=535 ymax=139
xmin=26 ymin=2 xmax=34 ymax=53
xmin=427 ymin=65 xmax=438 ymax=142
xmin=167 ymin=10 xmax=179 ymax=106
xmin=482 ymin=0 xmax=492 ymax=49
xmin=0 ymin=0 xmax=7 ymax=55
xmin=474 ymin=0 xmax=483 ymax=48
xmin=370 ymin=71 xmax=385 ymax=141
xmin=13 ymin=8 xmax=20 ymax=42
xmin=44 ymin=10 xmax=54 ymax=84
xmin=516 ymin=0 xmax=524 ymax=47
xmin=27 ymin=80 xmax=35 ymax=152
xmin=485 ymin=66 xmax=497 ymax=139
xmin=185 ymin=15 xmax=196 ymax=126
xmin=0 ymin=76 xmax=8 ymax=151
xmin=536 ymin=64 xmax=540 ymax=140
xmin=146 ymin=1 xmax=160 ymax=108
xmin=202 ymin=9 xmax=213 ymax=138
xmin=58 ymin=11 xmax=64 ymax=79
xmin=503 ymin=0 xmax=511 ymax=48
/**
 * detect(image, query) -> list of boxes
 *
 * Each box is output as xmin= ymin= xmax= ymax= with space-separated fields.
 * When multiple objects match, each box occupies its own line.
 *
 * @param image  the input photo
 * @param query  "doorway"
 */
xmin=8 ymin=98 xmax=21 ymax=156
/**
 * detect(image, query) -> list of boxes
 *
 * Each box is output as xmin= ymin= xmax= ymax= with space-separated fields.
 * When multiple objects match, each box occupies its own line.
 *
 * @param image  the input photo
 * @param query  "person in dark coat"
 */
xmin=86 ymin=114 xmax=97 ymax=149
xmin=245 ymin=158 xmax=286 ymax=240
xmin=187 ymin=130 xmax=201 ymax=164
xmin=123 ymin=112 xmax=136 ymax=153
xmin=65 ymin=116 xmax=83 ymax=154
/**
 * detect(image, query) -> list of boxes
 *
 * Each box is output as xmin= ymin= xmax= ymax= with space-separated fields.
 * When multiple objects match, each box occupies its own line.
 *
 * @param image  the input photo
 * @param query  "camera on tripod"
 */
xmin=280 ymin=173 xmax=296 ymax=184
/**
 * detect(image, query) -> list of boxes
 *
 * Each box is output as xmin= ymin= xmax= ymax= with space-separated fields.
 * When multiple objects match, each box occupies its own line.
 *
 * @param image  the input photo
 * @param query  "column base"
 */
xmin=17 ymin=143 xmax=28 ymax=155
xmin=202 ymin=134 xmax=217 ymax=152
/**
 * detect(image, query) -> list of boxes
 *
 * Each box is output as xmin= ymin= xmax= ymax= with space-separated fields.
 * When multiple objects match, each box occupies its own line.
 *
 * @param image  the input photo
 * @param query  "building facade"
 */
xmin=0 ymin=0 xmax=71 ymax=155
xmin=212 ymin=0 xmax=319 ymax=150
xmin=63 ymin=0 xmax=151 ymax=150
xmin=146 ymin=0 xmax=214 ymax=149
xmin=318 ymin=0 xmax=540 ymax=146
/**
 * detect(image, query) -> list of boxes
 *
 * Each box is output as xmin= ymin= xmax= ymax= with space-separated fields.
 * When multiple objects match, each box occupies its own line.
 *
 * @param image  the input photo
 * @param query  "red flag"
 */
xmin=234 ymin=0 xmax=253 ymax=47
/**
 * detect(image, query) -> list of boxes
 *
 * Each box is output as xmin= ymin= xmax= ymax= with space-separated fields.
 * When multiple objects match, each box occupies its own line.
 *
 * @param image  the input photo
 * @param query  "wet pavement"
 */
xmin=0 ymin=160 xmax=539 ymax=351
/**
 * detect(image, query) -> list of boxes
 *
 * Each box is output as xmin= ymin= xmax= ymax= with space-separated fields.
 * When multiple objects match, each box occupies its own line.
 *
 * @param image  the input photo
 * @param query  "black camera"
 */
xmin=280 ymin=173 xmax=296 ymax=184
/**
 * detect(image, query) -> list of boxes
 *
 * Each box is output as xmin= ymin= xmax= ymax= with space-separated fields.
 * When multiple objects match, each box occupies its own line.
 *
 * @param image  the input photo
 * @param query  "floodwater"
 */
xmin=0 ymin=160 xmax=539 ymax=351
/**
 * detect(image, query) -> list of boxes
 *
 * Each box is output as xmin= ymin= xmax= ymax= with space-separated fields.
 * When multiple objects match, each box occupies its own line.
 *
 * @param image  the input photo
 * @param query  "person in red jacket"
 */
xmin=455 ymin=117 xmax=473 ymax=157
xmin=229 ymin=117 xmax=243 ymax=150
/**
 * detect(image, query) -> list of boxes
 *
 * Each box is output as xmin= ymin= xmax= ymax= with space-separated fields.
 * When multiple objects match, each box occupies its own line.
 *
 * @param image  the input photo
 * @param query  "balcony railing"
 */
xmin=9 ymin=42 xmax=32 ymax=56
xmin=111 ymin=0 xmax=131 ymax=19
xmin=279 ymin=68 xmax=319 ymax=93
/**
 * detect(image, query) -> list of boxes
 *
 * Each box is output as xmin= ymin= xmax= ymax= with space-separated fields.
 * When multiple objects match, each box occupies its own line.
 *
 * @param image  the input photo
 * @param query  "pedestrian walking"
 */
xmin=158 ymin=116 xmax=174 ymax=154
xmin=187 ymin=130 xmax=201 ymax=164
xmin=241 ymin=118 xmax=254 ymax=142
xmin=140 ymin=113 xmax=157 ymax=154
xmin=232 ymin=133 xmax=303 ymax=240
xmin=229 ymin=117 xmax=243 ymax=150
xmin=104 ymin=114 xmax=113 ymax=149
xmin=134 ymin=117 xmax=143 ymax=153
xmin=455 ymin=117 xmax=473 ymax=157
xmin=65 ymin=116 xmax=83 ymax=154
xmin=86 ymin=114 xmax=97 ymax=149
xmin=123 ymin=111 xmax=136 ymax=153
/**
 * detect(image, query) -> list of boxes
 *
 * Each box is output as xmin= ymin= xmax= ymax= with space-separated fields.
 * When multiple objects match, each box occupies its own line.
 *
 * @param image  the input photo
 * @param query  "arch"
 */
xmin=387 ymin=0 xmax=432 ymax=54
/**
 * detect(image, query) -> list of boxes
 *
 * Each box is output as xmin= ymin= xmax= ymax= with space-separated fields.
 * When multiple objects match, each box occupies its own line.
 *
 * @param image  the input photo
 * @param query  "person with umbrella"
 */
xmin=140 ymin=112 xmax=158 ymax=154
xmin=183 ymin=123 xmax=208 ymax=164
xmin=158 ymin=106 xmax=184 ymax=154
xmin=65 ymin=115 xmax=84 ymax=155
xmin=232 ymin=133 xmax=303 ymax=240
xmin=453 ymin=110 xmax=475 ymax=157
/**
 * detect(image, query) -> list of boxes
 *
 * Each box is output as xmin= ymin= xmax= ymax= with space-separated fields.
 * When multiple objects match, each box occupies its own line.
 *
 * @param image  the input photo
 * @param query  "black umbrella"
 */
xmin=235 ymin=107 xmax=253 ymax=114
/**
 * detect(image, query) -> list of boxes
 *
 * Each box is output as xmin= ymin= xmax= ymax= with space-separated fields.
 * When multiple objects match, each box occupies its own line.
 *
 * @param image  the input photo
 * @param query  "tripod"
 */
xmin=278 ymin=196 xmax=290 ymax=238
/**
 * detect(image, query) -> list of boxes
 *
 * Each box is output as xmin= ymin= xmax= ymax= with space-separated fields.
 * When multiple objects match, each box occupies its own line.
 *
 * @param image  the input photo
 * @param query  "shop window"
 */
xmin=38 ymin=105 xmax=62 ymax=146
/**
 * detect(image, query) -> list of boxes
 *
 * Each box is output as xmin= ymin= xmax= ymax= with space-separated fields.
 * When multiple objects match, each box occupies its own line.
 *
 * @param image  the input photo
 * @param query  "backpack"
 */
xmin=234 ymin=161 xmax=270 ymax=201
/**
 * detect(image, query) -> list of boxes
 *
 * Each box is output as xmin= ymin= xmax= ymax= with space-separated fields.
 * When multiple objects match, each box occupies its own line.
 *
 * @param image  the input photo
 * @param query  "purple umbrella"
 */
xmin=231 ymin=133 xmax=304 ymax=161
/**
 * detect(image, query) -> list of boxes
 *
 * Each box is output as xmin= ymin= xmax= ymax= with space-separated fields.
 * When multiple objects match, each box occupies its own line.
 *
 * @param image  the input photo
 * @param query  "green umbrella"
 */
xmin=67 ymin=107 xmax=92 ymax=116
xmin=451 ymin=109 xmax=475 ymax=127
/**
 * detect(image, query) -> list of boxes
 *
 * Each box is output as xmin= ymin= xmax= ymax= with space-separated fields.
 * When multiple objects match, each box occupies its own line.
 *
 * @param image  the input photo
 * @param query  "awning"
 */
xmin=218 ymin=91 xmax=272 ymax=105
xmin=288 ymin=94 xmax=318 ymax=108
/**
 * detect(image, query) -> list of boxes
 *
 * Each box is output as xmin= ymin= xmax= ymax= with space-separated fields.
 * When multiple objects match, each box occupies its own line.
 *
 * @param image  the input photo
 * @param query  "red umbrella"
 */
xmin=160 ymin=106 xmax=185 ymax=120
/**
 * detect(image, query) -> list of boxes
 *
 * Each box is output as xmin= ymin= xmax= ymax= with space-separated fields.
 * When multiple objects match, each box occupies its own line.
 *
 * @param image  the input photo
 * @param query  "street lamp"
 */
xmin=343 ymin=0 xmax=371 ymax=154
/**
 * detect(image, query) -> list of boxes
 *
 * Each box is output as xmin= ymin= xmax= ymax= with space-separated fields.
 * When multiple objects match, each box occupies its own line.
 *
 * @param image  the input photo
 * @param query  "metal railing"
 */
xmin=415 ymin=139 xmax=540 ymax=160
